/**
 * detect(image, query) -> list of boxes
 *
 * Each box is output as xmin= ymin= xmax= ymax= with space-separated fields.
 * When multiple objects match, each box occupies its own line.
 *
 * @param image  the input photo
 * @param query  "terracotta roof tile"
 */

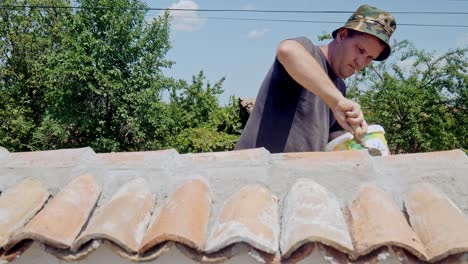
xmin=405 ymin=182 xmax=468 ymax=262
xmin=176 ymin=243 xmax=235 ymax=263
xmin=6 ymin=174 xmax=101 ymax=250
xmin=104 ymin=240 xmax=173 ymax=262
xmin=141 ymin=178 xmax=212 ymax=252
xmin=45 ymin=240 xmax=101 ymax=261
xmin=0 ymin=146 xmax=466 ymax=263
xmin=205 ymin=184 xmax=279 ymax=255
xmin=0 ymin=177 xmax=50 ymax=248
xmin=347 ymin=185 xmax=427 ymax=260
xmin=248 ymin=247 xmax=282 ymax=264
xmin=73 ymin=178 xmax=155 ymax=253
xmin=280 ymin=179 xmax=353 ymax=258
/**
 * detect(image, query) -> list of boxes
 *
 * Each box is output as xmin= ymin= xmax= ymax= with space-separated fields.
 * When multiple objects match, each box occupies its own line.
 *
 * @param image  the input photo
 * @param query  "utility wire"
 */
xmin=1 ymin=5 xmax=468 ymax=15
xmin=2 ymin=5 xmax=467 ymax=27
xmin=151 ymin=15 xmax=468 ymax=28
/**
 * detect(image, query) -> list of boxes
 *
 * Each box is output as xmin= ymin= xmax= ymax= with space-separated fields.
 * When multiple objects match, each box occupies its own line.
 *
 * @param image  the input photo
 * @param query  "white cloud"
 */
xmin=167 ymin=0 xmax=205 ymax=32
xmin=456 ymin=33 xmax=468 ymax=48
xmin=247 ymin=28 xmax=271 ymax=40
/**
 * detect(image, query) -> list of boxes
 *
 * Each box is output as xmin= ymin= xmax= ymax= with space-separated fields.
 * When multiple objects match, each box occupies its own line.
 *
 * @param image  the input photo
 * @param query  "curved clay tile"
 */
xmin=248 ymin=247 xmax=282 ymax=264
xmin=6 ymin=174 xmax=101 ymax=250
xmin=140 ymin=178 xmax=212 ymax=253
xmin=176 ymin=243 xmax=235 ymax=263
xmin=46 ymin=240 xmax=101 ymax=261
xmin=0 ymin=177 xmax=50 ymax=248
xmin=405 ymin=183 xmax=468 ymax=262
xmin=281 ymin=243 xmax=316 ymax=264
xmin=72 ymin=178 xmax=155 ymax=253
xmin=347 ymin=185 xmax=427 ymax=261
xmin=105 ymin=240 xmax=173 ymax=262
xmin=280 ymin=179 xmax=353 ymax=258
xmin=205 ymin=184 xmax=279 ymax=255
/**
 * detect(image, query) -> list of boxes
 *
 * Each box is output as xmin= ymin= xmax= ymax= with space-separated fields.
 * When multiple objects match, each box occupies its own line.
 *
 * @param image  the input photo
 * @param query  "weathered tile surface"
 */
xmin=141 ymin=178 xmax=212 ymax=252
xmin=347 ymin=185 xmax=427 ymax=260
xmin=206 ymin=184 xmax=279 ymax=254
xmin=73 ymin=178 xmax=155 ymax=253
xmin=280 ymin=178 xmax=353 ymax=258
xmin=405 ymin=183 xmax=468 ymax=262
xmin=7 ymin=174 xmax=101 ymax=249
xmin=0 ymin=178 xmax=50 ymax=248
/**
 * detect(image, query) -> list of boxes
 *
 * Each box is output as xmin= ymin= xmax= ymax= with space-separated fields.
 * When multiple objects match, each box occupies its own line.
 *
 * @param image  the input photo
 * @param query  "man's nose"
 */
xmin=355 ymin=55 xmax=370 ymax=71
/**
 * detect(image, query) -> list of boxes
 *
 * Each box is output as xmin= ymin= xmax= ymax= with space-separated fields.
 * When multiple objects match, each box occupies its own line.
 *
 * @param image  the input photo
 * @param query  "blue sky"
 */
xmin=144 ymin=0 xmax=468 ymax=104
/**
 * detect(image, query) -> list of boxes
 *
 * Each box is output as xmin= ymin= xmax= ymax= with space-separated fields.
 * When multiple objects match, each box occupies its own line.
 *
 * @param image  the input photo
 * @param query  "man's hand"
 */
xmin=332 ymin=97 xmax=368 ymax=141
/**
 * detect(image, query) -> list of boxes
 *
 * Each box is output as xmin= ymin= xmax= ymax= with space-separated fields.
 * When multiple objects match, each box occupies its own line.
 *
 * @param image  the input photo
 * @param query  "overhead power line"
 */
xmin=1 ymin=5 xmax=467 ymax=28
xmin=1 ymin=5 xmax=468 ymax=15
xmin=158 ymin=15 xmax=468 ymax=28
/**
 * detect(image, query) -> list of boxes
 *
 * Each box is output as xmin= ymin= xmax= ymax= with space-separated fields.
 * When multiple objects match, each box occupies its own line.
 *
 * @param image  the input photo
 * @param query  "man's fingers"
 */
xmin=353 ymin=126 xmax=364 ymax=140
xmin=333 ymin=97 xmax=368 ymax=140
xmin=352 ymin=120 xmax=368 ymax=142
xmin=361 ymin=119 xmax=369 ymax=134
xmin=347 ymin=112 xmax=364 ymax=125
xmin=347 ymin=117 xmax=363 ymax=125
xmin=346 ymin=110 xmax=360 ymax=118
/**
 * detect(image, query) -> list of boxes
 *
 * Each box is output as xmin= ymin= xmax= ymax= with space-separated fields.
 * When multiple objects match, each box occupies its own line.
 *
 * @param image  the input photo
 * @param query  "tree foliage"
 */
xmin=0 ymin=0 xmax=70 ymax=150
xmin=347 ymin=40 xmax=467 ymax=153
xmin=0 ymin=0 xmax=242 ymax=153
xmin=1 ymin=1 xmax=465 ymax=154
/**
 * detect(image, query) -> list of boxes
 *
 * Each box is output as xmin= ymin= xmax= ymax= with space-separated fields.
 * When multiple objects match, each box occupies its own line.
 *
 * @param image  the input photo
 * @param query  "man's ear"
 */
xmin=336 ymin=28 xmax=349 ymax=42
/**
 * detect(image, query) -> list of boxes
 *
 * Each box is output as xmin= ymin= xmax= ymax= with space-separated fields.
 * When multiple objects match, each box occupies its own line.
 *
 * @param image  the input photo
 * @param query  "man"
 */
xmin=235 ymin=5 xmax=396 ymax=153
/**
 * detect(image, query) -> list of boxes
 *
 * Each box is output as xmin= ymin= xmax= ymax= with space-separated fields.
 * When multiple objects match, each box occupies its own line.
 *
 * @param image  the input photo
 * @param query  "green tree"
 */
xmin=0 ymin=0 xmax=243 ymax=153
xmin=0 ymin=0 xmax=71 ymax=150
xmin=348 ymin=40 xmax=467 ymax=153
xmin=166 ymin=71 xmax=242 ymax=153
xmin=36 ymin=0 xmax=174 ymax=152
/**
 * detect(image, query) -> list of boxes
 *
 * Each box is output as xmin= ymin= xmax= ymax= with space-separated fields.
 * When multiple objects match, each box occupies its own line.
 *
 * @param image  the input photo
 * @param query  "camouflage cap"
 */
xmin=332 ymin=5 xmax=396 ymax=61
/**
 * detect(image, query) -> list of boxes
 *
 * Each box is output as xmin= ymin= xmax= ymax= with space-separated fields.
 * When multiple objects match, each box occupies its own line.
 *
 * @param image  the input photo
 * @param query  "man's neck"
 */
xmin=319 ymin=45 xmax=330 ymax=62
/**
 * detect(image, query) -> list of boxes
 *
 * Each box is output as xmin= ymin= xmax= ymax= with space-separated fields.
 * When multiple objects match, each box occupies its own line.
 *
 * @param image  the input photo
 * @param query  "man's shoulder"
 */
xmin=285 ymin=36 xmax=318 ymax=53
xmin=287 ymin=36 xmax=315 ymax=46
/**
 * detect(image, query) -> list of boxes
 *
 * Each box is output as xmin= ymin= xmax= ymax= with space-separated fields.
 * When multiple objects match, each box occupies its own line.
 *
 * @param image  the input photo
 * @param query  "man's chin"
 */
xmin=339 ymin=71 xmax=354 ymax=79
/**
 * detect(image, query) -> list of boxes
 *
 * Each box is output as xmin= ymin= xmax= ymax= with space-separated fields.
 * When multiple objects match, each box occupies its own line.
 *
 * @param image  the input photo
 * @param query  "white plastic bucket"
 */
xmin=326 ymin=125 xmax=390 ymax=156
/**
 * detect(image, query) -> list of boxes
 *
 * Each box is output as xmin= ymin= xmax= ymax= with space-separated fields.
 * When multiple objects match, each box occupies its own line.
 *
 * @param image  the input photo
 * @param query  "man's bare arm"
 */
xmin=276 ymin=39 xmax=367 ymax=140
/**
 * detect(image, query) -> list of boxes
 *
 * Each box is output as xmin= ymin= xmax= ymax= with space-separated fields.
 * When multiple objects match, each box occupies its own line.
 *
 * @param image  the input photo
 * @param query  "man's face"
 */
xmin=331 ymin=30 xmax=385 ymax=79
